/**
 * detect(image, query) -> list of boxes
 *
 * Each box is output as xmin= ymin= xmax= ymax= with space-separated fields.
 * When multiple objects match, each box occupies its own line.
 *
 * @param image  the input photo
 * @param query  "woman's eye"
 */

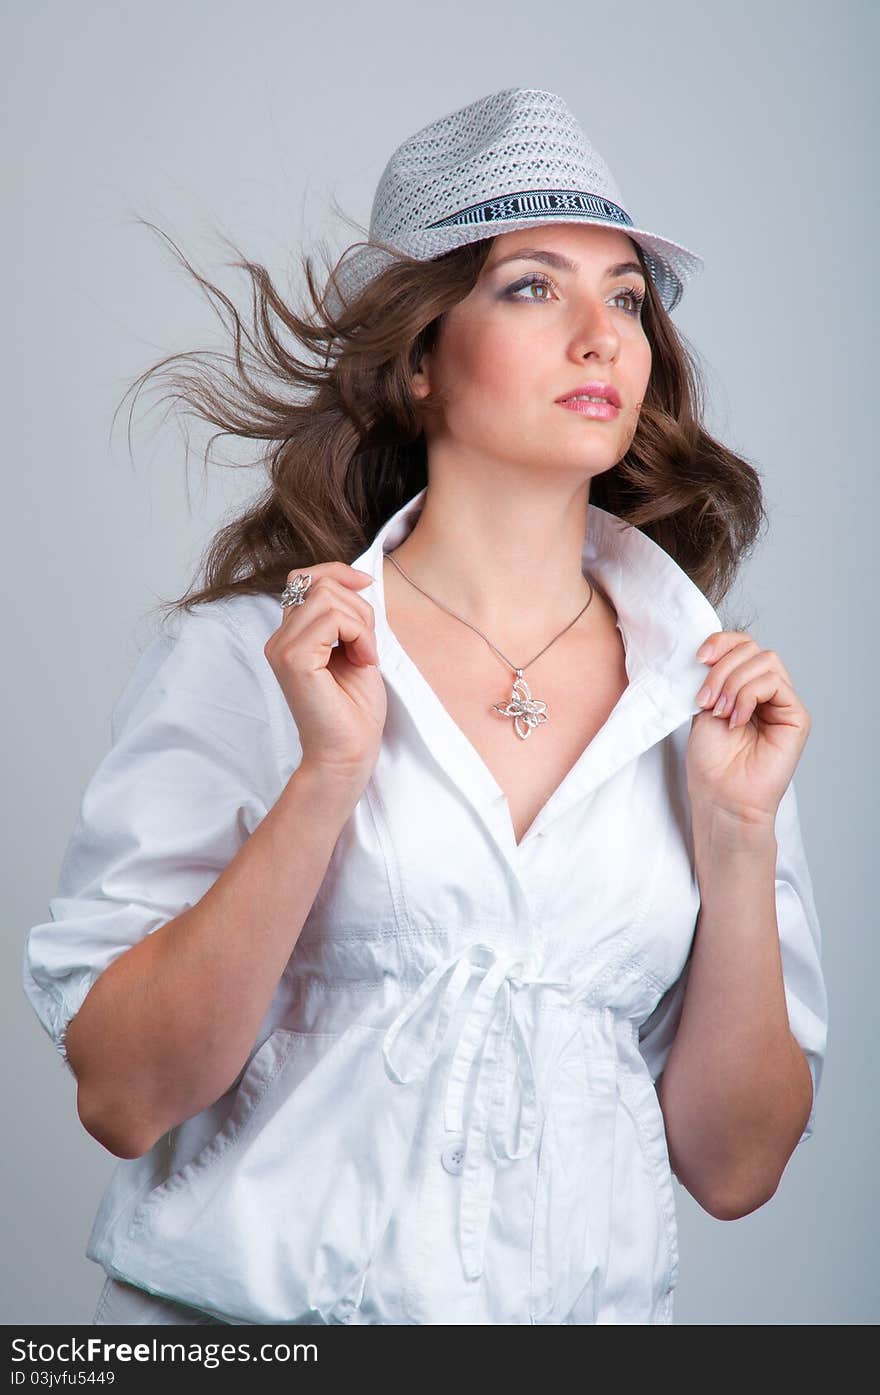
xmin=610 ymin=287 xmax=646 ymax=316
xmin=506 ymin=274 xmax=556 ymax=303
xmin=505 ymin=275 xmax=645 ymax=317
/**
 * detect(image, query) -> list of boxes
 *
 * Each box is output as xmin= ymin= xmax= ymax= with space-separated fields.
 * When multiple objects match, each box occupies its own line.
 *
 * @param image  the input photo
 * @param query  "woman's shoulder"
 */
xmin=116 ymin=592 xmax=285 ymax=737
xmin=160 ymin=591 xmax=283 ymax=649
xmin=130 ymin=592 xmax=299 ymax=780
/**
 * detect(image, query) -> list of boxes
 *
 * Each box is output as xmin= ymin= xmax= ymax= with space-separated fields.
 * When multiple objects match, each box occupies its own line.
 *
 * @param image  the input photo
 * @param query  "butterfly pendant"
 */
xmin=492 ymin=671 xmax=550 ymax=740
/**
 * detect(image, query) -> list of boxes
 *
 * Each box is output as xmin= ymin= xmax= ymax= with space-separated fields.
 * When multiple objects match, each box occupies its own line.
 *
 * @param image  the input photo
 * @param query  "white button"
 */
xmin=441 ymin=1140 xmax=466 ymax=1175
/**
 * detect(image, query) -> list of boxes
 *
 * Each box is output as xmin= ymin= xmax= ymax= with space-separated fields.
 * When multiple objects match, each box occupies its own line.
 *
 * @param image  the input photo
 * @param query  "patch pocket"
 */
xmin=119 ymin=1023 xmax=420 ymax=1325
xmin=530 ymin=1053 xmax=618 ymax=1325
xmin=598 ymin=1070 xmax=679 ymax=1322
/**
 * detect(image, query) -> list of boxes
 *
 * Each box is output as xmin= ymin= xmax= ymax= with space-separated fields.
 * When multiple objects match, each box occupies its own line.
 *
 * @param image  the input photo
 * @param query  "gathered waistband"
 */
xmin=375 ymin=941 xmax=639 ymax=1283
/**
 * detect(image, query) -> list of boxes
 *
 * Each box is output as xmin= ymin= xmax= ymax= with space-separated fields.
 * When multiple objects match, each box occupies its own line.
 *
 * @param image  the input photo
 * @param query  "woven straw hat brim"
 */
xmin=324 ymin=215 xmax=703 ymax=319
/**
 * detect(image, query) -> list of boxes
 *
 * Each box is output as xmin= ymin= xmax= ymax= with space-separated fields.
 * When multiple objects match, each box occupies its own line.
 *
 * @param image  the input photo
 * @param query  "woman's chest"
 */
xmin=296 ymin=724 xmax=698 ymax=1020
xmin=291 ymin=569 xmax=700 ymax=1002
xmin=381 ymin=580 xmax=631 ymax=848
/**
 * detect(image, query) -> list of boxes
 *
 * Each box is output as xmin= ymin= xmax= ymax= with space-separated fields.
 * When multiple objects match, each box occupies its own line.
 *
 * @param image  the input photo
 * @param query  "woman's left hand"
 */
xmin=686 ymin=630 xmax=812 ymax=827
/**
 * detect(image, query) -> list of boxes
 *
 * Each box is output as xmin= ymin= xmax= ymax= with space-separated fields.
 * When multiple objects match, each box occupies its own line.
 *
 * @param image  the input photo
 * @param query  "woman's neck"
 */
xmin=384 ymin=476 xmax=598 ymax=638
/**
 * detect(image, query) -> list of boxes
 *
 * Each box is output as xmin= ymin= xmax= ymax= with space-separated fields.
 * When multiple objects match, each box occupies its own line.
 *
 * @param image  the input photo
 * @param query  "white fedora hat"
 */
xmin=324 ymin=86 xmax=704 ymax=318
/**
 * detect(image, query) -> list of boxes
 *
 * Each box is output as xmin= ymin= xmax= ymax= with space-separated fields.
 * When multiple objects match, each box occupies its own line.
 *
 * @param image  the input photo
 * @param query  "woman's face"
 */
xmin=413 ymin=223 xmax=653 ymax=480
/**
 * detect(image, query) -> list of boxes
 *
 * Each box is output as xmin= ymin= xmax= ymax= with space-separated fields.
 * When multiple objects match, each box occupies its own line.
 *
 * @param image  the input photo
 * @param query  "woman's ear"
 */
xmin=412 ymin=352 xmax=432 ymax=399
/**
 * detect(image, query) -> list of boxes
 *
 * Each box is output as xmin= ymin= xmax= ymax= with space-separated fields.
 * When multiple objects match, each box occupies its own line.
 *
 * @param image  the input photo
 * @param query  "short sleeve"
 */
xmin=637 ymin=956 xmax=692 ymax=1088
xmin=21 ymin=601 xmax=280 ymax=1076
xmin=770 ymin=776 xmax=828 ymax=1144
xmin=638 ymin=775 xmax=828 ymax=1147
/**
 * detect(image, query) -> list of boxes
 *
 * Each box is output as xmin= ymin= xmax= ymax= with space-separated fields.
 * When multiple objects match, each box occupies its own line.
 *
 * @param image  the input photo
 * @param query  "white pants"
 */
xmin=92 ymin=1276 xmax=226 ymax=1325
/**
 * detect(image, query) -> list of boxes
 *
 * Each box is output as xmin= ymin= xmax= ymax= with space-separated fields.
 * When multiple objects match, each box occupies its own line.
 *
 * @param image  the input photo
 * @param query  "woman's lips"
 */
xmin=557 ymin=399 xmax=620 ymax=420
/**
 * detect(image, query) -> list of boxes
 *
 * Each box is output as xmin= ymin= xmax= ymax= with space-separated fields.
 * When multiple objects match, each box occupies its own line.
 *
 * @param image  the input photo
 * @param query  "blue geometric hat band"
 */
xmin=426 ymin=189 xmax=633 ymax=230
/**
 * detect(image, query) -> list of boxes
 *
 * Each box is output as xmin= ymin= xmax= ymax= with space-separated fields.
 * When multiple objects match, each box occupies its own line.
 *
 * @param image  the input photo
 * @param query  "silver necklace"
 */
xmin=384 ymin=552 xmax=594 ymax=741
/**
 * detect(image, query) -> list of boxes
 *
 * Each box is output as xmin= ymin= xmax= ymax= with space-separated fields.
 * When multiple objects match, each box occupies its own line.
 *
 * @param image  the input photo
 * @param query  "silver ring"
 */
xmin=280 ymin=573 xmax=313 ymax=609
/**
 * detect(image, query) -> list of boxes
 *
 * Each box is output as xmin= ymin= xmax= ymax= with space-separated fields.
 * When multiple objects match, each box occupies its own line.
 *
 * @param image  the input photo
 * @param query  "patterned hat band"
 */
xmin=427 ymin=188 xmax=634 ymax=231
xmin=323 ymin=86 xmax=704 ymax=320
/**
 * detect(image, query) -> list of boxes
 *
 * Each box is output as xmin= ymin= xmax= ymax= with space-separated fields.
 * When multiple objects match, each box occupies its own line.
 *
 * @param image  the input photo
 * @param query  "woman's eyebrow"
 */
xmin=486 ymin=248 xmax=646 ymax=280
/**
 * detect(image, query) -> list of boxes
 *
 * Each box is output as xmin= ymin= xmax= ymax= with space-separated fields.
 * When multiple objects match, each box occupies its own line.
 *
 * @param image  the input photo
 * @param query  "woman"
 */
xmin=23 ymin=86 xmax=827 ymax=1326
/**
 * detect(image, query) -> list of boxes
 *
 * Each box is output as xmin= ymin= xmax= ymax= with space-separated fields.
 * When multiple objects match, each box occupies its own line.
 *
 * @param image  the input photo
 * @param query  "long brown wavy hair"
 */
xmin=114 ymin=215 xmax=766 ymax=627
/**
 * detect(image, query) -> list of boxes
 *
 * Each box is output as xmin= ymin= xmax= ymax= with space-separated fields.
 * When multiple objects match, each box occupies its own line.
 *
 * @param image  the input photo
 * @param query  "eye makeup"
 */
xmin=502 ymin=272 xmax=646 ymax=317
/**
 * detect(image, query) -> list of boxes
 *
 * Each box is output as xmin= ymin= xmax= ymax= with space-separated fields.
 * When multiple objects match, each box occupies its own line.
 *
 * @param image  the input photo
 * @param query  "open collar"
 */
xmin=351 ymin=486 xmax=723 ymax=848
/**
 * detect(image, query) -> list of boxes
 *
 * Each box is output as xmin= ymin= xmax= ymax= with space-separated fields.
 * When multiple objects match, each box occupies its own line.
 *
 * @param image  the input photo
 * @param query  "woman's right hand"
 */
xmin=264 ymin=563 xmax=387 ymax=796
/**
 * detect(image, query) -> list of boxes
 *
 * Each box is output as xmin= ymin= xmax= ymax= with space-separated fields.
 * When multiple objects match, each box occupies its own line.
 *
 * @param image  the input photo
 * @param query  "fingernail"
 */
xmin=696 ymin=684 xmax=711 ymax=706
xmin=728 ymin=706 xmax=739 ymax=729
xmin=712 ymin=694 xmax=729 ymax=717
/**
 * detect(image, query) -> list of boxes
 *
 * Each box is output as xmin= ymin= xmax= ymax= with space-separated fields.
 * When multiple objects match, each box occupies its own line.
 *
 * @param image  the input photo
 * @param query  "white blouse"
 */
xmin=22 ymin=486 xmax=828 ymax=1326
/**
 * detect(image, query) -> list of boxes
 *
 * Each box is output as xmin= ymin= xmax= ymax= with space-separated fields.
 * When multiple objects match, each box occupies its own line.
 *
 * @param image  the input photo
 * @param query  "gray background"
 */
xmin=6 ymin=0 xmax=876 ymax=1325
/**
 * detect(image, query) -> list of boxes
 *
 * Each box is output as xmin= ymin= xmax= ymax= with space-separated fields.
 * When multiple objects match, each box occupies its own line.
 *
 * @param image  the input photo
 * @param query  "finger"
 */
xmin=281 ymin=573 xmax=377 ymax=634
xmin=283 ymin=561 xmax=374 ymax=596
xmin=696 ymin=630 xmax=795 ymax=683
xmin=696 ymin=630 xmax=750 ymax=663
xmin=305 ymin=603 xmax=378 ymax=668
xmin=698 ymin=648 xmax=794 ymax=717
xmin=725 ymin=670 xmax=805 ymax=730
xmin=711 ymin=655 xmax=774 ymax=721
xmin=280 ymin=591 xmax=378 ymax=668
xmin=695 ymin=635 xmax=761 ymax=711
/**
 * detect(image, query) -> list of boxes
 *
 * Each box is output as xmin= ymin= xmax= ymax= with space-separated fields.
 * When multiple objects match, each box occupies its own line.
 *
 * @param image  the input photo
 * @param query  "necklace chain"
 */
xmin=383 ymin=550 xmax=595 ymax=741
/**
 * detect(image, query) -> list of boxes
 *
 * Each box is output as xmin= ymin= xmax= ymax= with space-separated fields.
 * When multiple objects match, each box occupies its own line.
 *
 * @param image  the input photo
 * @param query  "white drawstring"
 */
xmin=381 ymin=942 xmax=572 ymax=1281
